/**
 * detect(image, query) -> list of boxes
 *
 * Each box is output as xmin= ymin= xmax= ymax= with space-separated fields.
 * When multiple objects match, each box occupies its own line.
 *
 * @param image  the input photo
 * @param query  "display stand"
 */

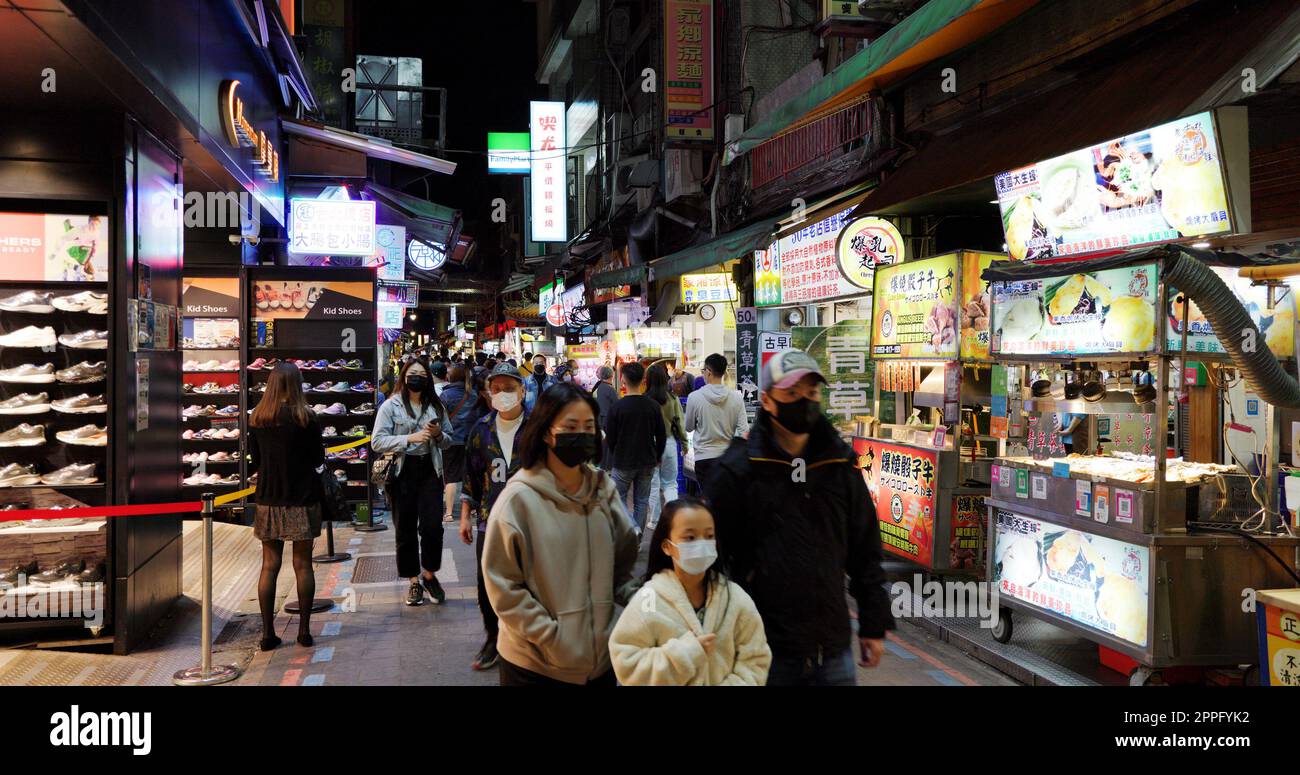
xmin=313 ymin=520 xmax=351 ymax=563
xmin=981 ymin=250 xmax=1300 ymax=683
xmin=858 ymin=250 xmax=1003 ymax=574
xmin=180 ymin=272 xmax=245 ymax=511
xmin=0 ymin=218 xmax=113 ymax=644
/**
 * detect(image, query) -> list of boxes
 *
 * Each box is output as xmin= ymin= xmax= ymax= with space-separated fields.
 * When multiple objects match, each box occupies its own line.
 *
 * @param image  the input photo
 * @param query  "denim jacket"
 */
xmin=523 ymin=373 xmax=557 ymax=412
xmin=370 ymin=394 xmax=454 ymax=478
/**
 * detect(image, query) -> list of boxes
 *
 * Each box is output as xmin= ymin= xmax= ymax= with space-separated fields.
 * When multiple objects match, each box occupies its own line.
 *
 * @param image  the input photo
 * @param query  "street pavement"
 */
xmin=0 ymin=510 xmax=1016 ymax=687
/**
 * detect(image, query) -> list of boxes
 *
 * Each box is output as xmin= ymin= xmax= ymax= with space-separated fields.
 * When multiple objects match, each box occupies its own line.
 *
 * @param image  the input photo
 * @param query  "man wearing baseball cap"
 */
xmin=458 ymin=362 xmax=529 ymax=671
xmin=703 ymin=348 xmax=894 ymax=685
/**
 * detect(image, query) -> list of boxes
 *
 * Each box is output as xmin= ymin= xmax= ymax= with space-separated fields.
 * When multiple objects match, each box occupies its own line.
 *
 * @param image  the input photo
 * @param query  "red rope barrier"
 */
xmin=0 ymin=501 xmax=205 ymax=522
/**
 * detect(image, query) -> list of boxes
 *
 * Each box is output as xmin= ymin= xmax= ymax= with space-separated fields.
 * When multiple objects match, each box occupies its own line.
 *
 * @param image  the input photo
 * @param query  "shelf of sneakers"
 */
xmin=0 ymin=283 xmax=111 ymax=495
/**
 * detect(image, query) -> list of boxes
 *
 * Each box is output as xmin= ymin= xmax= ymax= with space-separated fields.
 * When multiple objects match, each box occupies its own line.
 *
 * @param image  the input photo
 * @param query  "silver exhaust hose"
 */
xmin=1164 ymin=249 xmax=1300 ymax=407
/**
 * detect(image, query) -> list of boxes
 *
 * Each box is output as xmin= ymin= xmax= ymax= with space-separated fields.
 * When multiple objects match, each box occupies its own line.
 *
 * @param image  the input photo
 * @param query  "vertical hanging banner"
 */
xmin=735 ymin=308 xmax=759 ymax=414
xmin=665 ymin=0 xmax=714 ymax=141
xmin=530 ymin=101 xmax=567 ymax=243
xmin=792 ymin=321 xmax=873 ymax=435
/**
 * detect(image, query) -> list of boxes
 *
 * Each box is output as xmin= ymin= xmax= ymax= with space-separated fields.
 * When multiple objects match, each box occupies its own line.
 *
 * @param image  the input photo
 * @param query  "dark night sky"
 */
xmin=355 ymin=1 xmax=543 ymax=260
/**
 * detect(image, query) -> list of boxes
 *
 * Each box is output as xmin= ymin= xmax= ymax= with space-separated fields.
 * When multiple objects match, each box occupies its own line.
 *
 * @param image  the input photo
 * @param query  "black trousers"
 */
xmin=392 ymin=454 xmax=443 ymax=578
xmin=693 ymin=458 xmax=718 ymax=496
xmin=476 ymin=525 xmax=498 ymax=639
xmin=499 ymin=659 xmax=616 ymax=687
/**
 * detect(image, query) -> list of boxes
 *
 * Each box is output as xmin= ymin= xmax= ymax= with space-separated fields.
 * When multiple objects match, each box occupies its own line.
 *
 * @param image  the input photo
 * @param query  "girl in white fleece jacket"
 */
xmin=609 ymin=497 xmax=771 ymax=685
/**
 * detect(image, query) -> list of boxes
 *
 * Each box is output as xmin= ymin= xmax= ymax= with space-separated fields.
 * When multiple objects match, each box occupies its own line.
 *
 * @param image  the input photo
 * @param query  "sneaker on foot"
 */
xmin=472 ymin=640 xmax=500 ymax=671
xmin=421 ymin=575 xmax=446 ymax=604
xmin=405 ymin=580 xmax=424 ymax=606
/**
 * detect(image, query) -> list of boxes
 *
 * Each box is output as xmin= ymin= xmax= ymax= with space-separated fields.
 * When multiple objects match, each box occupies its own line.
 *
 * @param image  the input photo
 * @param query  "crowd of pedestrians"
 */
xmin=251 ymin=343 xmax=894 ymax=685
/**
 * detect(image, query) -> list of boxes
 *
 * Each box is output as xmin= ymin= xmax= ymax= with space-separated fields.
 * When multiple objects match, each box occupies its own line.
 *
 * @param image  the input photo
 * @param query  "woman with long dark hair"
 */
xmin=481 ymin=382 xmax=640 ymax=686
xmin=248 ymin=363 xmax=326 ymax=651
xmin=645 ymin=362 xmax=686 ymax=530
xmin=609 ymin=497 xmax=770 ymax=685
xmin=371 ymin=356 xmax=454 ymax=606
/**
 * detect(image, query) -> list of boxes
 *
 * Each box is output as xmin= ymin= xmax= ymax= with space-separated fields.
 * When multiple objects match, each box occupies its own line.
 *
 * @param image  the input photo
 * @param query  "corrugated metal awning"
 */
xmin=649 ymin=218 xmax=779 ymax=281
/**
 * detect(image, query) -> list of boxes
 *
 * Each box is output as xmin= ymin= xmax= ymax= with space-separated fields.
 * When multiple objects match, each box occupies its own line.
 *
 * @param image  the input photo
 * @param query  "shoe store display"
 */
xmin=55 ymin=361 xmax=106 ymax=384
xmin=343 ymin=425 xmax=366 ymax=438
xmin=51 ymin=291 xmax=107 ymax=313
xmin=0 ymin=392 xmax=50 ymax=415
xmin=215 ymin=405 xmax=240 ymax=417
xmin=0 ymin=463 xmax=41 ymax=487
xmin=0 ymin=363 xmax=55 ymax=384
xmin=56 ymin=424 xmax=107 ymax=446
xmin=330 ymin=381 xmax=351 ymax=392
xmin=30 ymin=558 xmax=84 ymax=586
xmin=76 ymin=562 xmax=105 ymax=584
xmin=51 ymin=393 xmax=106 ymax=414
xmin=334 ymin=469 xmax=347 ymax=483
xmin=40 ymin=463 xmax=98 ymax=485
xmin=353 ymin=403 xmax=376 ymax=415
xmin=0 ymin=290 xmax=54 ymax=313
xmin=311 ymin=381 xmax=334 ymax=392
xmin=0 ymin=560 xmax=38 ymax=585
xmin=57 ymin=330 xmax=109 ymax=349
xmin=0 ymin=325 xmax=57 ymax=348
xmin=0 ymin=424 xmax=45 ymax=447
xmin=321 ymin=426 xmax=339 ymax=438
xmin=323 ymin=403 xmax=347 ymax=416
xmin=350 ymin=381 xmax=374 ymax=393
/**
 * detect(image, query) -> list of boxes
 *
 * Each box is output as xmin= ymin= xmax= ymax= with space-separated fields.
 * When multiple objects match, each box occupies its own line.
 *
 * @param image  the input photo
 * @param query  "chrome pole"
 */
xmin=173 ymin=493 xmax=242 ymax=686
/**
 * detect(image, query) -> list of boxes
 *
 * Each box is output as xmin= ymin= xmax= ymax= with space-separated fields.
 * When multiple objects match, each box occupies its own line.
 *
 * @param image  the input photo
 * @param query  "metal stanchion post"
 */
xmin=313 ymin=518 xmax=351 ymax=563
xmin=174 ymin=493 xmax=242 ymax=686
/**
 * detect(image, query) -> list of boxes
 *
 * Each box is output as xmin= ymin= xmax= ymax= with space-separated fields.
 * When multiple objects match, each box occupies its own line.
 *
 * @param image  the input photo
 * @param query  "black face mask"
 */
xmin=771 ymin=396 xmax=820 ymax=434
xmin=535 ymin=366 xmax=547 ymax=377
xmin=552 ymin=432 xmax=597 ymax=467
xmin=405 ymin=375 xmax=428 ymax=393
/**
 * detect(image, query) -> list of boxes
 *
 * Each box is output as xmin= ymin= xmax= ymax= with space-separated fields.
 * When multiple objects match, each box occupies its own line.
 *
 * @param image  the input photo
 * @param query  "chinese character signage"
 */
xmin=854 ymin=438 xmax=937 ymax=567
xmin=1258 ymin=595 xmax=1300 ymax=686
xmin=529 ymin=101 xmax=567 ymax=243
xmin=836 ymin=217 xmax=903 ymax=289
xmin=871 ymin=253 xmax=961 ymax=359
xmin=0 ymin=212 xmax=109 ymax=282
xmin=487 ymin=132 xmax=531 ymax=174
xmin=377 ymin=302 xmax=404 ymax=329
xmin=950 ymin=494 xmax=986 ymax=571
xmin=792 ymin=320 xmax=872 ymax=435
xmin=373 ymin=225 xmax=406 ymax=282
xmin=757 ymin=205 xmax=868 ymax=307
xmin=289 ymin=199 xmax=376 ymax=257
xmin=680 ymin=273 xmax=737 ymax=304
xmin=993 ymin=509 xmax=1150 ymax=647
xmin=735 ymin=307 xmax=759 ymax=415
xmin=990 ymin=263 xmax=1159 ymax=356
xmin=758 ymin=331 xmax=791 ymax=371
xmin=377 ymin=280 xmax=419 ymax=308
xmin=665 ymin=0 xmax=714 ymax=141
xmin=996 ymin=111 xmax=1233 ymax=261
xmin=538 ymin=280 xmax=564 ymax=317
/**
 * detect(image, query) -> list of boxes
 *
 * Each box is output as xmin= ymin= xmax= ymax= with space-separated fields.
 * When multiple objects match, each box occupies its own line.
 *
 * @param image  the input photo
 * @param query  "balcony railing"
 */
xmin=750 ymin=97 xmax=877 ymax=190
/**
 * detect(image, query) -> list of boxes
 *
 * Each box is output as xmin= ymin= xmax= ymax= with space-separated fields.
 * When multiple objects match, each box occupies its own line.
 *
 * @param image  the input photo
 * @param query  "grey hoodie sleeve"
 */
xmin=732 ymin=392 xmax=750 ymax=437
xmin=683 ymin=392 xmax=698 ymax=433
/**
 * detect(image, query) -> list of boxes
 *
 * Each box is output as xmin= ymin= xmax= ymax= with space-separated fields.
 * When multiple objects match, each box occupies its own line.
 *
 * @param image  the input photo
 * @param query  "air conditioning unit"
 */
xmin=628 ymin=111 xmax=653 ymax=155
xmin=610 ymin=154 xmax=650 ymax=212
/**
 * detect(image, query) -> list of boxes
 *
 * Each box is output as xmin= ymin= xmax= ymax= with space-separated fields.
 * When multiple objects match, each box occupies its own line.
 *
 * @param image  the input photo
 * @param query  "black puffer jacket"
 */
xmin=704 ymin=411 xmax=895 ymax=658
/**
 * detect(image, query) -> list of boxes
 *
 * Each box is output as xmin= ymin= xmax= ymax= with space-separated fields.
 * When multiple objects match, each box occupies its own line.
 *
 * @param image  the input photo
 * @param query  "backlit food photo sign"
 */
xmin=288 ymin=199 xmax=375 ymax=256
xmin=870 ymin=253 xmax=960 ymax=359
xmin=995 ymin=111 xmax=1232 ymax=261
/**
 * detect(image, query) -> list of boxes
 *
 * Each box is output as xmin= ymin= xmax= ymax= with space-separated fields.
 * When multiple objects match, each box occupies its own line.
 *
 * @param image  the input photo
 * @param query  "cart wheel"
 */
xmin=1128 ymin=666 xmax=1162 ymax=687
xmin=1242 ymin=664 xmax=1260 ymax=687
xmin=991 ymin=607 xmax=1013 ymax=643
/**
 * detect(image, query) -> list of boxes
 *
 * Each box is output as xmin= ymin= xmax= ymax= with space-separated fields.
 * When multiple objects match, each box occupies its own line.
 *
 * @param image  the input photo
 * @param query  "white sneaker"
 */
xmin=0 ymin=326 xmax=57 ymax=348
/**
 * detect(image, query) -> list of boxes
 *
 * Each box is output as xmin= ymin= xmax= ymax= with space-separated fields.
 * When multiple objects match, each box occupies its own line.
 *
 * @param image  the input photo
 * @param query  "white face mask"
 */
xmin=492 ymin=391 xmax=520 ymax=413
xmin=670 ymin=539 xmax=717 ymax=576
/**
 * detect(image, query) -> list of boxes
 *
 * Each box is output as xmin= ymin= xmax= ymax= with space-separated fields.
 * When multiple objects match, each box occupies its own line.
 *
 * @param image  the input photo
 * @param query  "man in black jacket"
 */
xmin=704 ymin=348 xmax=894 ymax=685
xmin=605 ymin=361 xmax=666 ymax=534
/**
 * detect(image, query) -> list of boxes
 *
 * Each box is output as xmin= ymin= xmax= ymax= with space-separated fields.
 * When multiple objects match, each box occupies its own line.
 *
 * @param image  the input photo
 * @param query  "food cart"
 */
xmin=857 ymin=250 xmax=1004 ymax=574
xmin=981 ymin=247 xmax=1300 ymax=684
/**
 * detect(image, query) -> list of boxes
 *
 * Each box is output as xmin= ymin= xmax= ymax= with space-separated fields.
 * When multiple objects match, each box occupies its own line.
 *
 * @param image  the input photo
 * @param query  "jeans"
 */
xmin=765 ymin=649 xmax=857 ymax=686
xmin=647 ymin=438 xmax=679 ymax=528
xmin=392 ymin=454 xmax=443 ymax=579
xmin=611 ymin=465 xmax=655 ymax=531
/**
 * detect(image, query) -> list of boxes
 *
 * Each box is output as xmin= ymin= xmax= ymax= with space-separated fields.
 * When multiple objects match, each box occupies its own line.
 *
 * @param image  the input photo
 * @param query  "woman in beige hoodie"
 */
xmin=609 ymin=497 xmax=771 ymax=685
xmin=482 ymin=382 xmax=641 ymax=686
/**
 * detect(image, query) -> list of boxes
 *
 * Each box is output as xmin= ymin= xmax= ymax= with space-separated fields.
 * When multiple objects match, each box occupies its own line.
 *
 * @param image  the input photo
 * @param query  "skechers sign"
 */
xmin=219 ymin=80 xmax=280 ymax=182
xmin=288 ymin=199 xmax=376 ymax=256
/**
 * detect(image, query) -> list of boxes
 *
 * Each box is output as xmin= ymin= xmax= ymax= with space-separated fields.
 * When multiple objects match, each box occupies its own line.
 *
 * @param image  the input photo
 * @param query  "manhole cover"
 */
xmin=352 ymin=554 xmax=399 ymax=584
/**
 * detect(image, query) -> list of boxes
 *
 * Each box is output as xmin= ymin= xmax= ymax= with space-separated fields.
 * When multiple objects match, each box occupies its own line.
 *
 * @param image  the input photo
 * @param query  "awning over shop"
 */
xmin=282 ymin=118 xmax=458 ymax=175
xmin=649 ymin=218 xmax=780 ymax=281
xmin=362 ymin=181 xmax=462 ymax=249
xmin=849 ymin=0 xmax=1300 ymax=219
xmin=981 ymin=244 xmax=1295 ymax=282
xmin=724 ymin=0 xmax=1039 ymax=164
xmin=589 ymin=264 xmax=648 ymax=290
